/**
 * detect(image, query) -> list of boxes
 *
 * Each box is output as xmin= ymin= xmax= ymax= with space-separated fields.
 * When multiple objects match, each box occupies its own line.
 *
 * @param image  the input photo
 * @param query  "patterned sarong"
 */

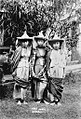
xmin=43 ymin=77 xmax=63 ymax=103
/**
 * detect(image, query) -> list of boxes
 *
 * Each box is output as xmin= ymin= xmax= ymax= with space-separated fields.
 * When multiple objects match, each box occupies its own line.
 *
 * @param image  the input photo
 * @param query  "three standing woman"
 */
xmin=11 ymin=31 xmax=66 ymax=105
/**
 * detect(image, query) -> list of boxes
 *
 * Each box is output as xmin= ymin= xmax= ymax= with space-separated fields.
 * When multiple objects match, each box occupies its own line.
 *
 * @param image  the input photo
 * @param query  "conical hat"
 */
xmin=48 ymin=33 xmax=64 ymax=47
xmin=17 ymin=31 xmax=33 ymax=42
xmin=48 ymin=33 xmax=64 ymax=43
xmin=34 ymin=31 xmax=46 ymax=41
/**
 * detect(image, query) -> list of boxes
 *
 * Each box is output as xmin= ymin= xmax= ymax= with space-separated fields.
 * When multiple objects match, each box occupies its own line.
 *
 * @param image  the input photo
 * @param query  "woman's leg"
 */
xmin=38 ymin=80 xmax=47 ymax=102
xmin=21 ymin=87 xmax=28 ymax=104
xmin=13 ymin=83 xmax=21 ymax=100
xmin=31 ymin=79 xmax=35 ymax=98
xmin=13 ymin=83 xmax=23 ymax=105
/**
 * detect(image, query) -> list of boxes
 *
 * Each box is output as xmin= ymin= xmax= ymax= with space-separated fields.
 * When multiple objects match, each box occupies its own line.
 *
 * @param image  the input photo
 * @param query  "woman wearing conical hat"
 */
xmin=44 ymin=33 xmax=66 ymax=105
xmin=11 ymin=31 xmax=33 ymax=105
xmin=31 ymin=31 xmax=49 ymax=103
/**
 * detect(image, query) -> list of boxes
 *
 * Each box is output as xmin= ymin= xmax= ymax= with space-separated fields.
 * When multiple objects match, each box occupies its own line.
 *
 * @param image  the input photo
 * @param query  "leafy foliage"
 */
xmin=0 ymin=0 xmax=80 ymax=47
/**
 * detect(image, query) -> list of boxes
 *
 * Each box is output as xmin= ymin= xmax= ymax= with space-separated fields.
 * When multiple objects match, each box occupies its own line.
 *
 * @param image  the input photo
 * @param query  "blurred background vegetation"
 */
xmin=0 ymin=0 xmax=81 ymax=50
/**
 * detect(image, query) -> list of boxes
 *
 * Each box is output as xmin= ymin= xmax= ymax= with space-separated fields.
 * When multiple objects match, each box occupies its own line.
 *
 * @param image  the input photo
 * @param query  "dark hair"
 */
xmin=17 ymin=41 xmax=22 ymax=47
xmin=49 ymin=41 xmax=63 ymax=49
xmin=18 ymin=40 xmax=32 ymax=47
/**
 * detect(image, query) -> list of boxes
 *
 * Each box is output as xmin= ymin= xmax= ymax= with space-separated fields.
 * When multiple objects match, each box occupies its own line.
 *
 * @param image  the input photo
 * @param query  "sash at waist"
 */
xmin=36 ymin=56 xmax=45 ymax=59
xmin=20 ymin=57 xmax=29 ymax=61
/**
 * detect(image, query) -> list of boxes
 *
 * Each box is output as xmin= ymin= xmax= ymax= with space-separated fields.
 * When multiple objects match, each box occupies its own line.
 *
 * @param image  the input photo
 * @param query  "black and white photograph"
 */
xmin=0 ymin=0 xmax=81 ymax=119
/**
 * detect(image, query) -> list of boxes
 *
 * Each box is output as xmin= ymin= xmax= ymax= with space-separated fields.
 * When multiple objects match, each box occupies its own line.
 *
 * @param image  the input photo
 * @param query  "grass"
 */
xmin=0 ymin=72 xmax=81 ymax=119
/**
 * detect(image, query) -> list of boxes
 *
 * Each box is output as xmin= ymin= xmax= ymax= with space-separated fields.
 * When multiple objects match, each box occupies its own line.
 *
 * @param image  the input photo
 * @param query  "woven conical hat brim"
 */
xmin=48 ymin=39 xmax=64 ymax=42
xmin=34 ymin=31 xmax=46 ymax=41
xmin=34 ymin=37 xmax=46 ymax=42
xmin=17 ymin=39 xmax=33 ymax=42
xmin=17 ymin=31 xmax=33 ymax=41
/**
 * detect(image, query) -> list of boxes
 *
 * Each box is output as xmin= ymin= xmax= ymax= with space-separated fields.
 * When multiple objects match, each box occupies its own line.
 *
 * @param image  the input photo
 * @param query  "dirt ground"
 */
xmin=0 ymin=73 xmax=81 ymax=119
